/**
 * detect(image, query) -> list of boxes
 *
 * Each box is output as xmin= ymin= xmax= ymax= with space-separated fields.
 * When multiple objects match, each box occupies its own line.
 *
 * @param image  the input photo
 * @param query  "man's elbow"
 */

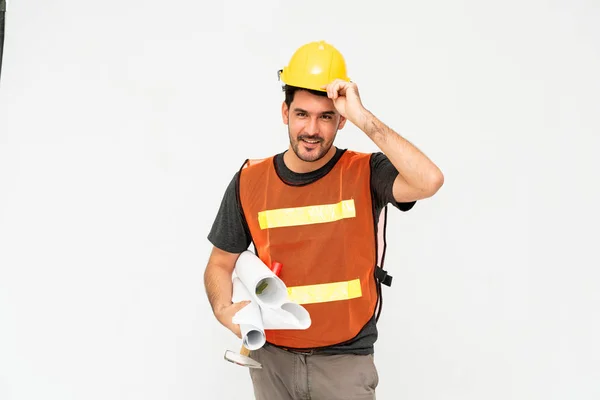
xmin=425 ymin=169 xmax=444 ymax=197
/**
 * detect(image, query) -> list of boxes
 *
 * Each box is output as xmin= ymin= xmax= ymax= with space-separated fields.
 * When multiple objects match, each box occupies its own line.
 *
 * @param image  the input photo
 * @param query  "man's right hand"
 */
xmin=214 ymin=301 xmax=251 ymax=338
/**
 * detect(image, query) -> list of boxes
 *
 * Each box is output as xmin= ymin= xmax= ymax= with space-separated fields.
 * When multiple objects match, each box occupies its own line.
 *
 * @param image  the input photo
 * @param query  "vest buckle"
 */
xmin=375 ymin=266 xmax=393 ymax=287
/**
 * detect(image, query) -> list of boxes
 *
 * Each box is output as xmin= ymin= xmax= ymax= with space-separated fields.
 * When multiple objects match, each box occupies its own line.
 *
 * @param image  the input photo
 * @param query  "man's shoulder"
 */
xmin=239 ymin=154 xmax=278 ymax=171
xmin=338 ymin=148 xmax=376 ymax=164
xmin=235 ymin=154 xmax=280 ymax=187
xmin=340 ymin=148 xmax=372 ymax=156
xmin=368 ymin=151 xmax=392 ymax=167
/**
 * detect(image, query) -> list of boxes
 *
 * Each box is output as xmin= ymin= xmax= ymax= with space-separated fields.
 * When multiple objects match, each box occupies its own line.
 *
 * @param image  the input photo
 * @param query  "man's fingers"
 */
xmin=322 ymin=80 xmax=337 ymax=98
xmin=332 ymin=80 xmax=342 ymax=98
xmin=233 ymin=324 xmax=242 ymax=339
xmin=233 ymin=300 xmax=251 ymax=311
xmin=327 ymin=83 xmax=338 ymax=99
xmin=323 ymin=79 xmax=351 ymax=99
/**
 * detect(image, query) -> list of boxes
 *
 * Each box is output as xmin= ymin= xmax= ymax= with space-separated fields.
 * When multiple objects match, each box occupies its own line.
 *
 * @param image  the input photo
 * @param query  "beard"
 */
xmin=289 ymin=128 xmax=333 ymax=163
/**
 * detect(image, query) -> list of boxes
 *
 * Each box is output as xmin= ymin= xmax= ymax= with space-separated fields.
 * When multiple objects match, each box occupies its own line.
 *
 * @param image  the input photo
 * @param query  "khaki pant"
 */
xmin=248 ymin=343 xmax=379 ymax=400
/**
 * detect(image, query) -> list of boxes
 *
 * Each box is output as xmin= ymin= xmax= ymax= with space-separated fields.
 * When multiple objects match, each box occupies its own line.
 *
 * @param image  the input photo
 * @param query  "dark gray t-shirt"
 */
xmin=207 ymin=147 xmax=415 ymax=354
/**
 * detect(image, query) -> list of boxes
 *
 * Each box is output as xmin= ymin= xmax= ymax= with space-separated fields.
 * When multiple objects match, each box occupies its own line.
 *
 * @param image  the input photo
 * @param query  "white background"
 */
xmin=1 ymin=0 xmax=599 ymax=399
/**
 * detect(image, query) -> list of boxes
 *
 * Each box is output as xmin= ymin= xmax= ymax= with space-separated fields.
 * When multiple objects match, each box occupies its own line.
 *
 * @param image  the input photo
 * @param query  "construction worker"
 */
xmin=204 ymin=40 xmax=444 ymax=399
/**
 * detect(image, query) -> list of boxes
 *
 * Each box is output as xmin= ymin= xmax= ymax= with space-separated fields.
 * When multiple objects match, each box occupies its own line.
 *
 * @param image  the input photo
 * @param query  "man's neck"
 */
xmin=282 ymin=146 xmax=337 ymax=174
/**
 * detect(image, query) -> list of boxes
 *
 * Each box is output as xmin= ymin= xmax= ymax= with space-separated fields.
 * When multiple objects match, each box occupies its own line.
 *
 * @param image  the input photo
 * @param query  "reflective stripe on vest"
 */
xmin=287 ymin=278 xmax=362 ymax=305
xmin=258 ymin=199 xmax=356 ymax=229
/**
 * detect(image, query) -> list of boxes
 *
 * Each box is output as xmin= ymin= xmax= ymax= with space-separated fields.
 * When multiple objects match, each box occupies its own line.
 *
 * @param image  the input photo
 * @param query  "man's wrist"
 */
xmin=354 ymin=107 xmax=371 ymax=132
xmin=213 ymin=302 xmax=230 ymax=316
xmin=358 ymin=109 xmax=385 ymax=140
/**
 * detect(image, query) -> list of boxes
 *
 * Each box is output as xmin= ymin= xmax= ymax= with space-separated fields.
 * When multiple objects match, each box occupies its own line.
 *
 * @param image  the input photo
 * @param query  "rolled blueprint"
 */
xmin=231 ymin=277 xmax=265 ymax=350
xmin=231 ymin=251 xmax=312 ymax=350
xmin=262 ymin=302 xmax=311 ymax=330
xmin=234 ymin=250 xmax=288 ymax=308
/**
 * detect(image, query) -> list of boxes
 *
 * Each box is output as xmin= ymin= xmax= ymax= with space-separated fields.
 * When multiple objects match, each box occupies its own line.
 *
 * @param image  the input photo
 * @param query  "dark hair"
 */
xmin=282 ymin=84 xmax=328 ymax=108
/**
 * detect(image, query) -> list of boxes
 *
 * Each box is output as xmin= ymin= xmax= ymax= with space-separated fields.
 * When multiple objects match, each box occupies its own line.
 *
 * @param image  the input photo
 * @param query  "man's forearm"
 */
xmin=204 ymin=263 xmax=233 ymax=314
xmin=357 ymin=109 xmax=443 ymax=192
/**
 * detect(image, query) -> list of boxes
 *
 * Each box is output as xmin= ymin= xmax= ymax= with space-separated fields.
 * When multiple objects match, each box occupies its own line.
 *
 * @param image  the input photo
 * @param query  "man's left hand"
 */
xmin=322 ymin=79 xmax=368 ymax=127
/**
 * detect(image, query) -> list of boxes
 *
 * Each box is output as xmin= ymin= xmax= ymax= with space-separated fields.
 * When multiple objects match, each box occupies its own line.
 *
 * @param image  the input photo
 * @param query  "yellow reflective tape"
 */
xmin=258 ymin=199 xmax=356 ymax=230
xmin=287 ymin=278 xmax=362 ymax=305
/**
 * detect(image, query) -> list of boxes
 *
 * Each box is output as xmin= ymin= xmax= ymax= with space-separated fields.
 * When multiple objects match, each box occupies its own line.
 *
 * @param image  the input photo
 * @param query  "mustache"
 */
xmin=298 ymin=135 xmax=323 ymax=142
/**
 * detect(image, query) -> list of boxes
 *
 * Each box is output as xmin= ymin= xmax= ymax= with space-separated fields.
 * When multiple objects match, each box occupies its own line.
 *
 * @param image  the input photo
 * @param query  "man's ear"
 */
xmin=281 ymin=101 xmax=289 ymax=124
xmin=337 ymin=115 xmax=347 ymax=130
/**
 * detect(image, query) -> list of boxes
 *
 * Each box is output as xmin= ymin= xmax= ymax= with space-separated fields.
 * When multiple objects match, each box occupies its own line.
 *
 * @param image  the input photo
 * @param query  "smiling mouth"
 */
xmin=300 ymin=138 xmax=321 ymax=144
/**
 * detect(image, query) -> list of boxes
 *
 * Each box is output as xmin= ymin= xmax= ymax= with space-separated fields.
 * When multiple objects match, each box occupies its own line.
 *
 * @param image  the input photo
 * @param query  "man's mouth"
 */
xmin=300 ymin=137 xmax=321 ymax=144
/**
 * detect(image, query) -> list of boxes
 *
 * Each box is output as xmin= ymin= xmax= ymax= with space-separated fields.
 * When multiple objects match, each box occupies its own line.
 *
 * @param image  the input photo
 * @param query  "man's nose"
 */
xmin=305 ymin=117 xmax=319 ymax=135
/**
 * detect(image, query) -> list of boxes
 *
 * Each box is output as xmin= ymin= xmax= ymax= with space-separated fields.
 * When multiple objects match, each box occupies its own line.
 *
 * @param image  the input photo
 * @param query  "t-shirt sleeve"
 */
xmin=207 ymin=172 xmax=252 ymax=253
xmin=370 ymin=152 xmax=417 ymax=212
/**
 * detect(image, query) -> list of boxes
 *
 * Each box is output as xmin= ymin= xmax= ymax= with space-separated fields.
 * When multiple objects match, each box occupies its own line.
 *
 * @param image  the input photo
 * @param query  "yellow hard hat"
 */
xmin=278 ymin=40 xmax=350 ymax=92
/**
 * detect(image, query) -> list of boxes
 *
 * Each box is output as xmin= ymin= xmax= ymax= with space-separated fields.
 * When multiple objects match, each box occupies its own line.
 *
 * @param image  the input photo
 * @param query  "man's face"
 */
xmin=282 ymin=90 xmax=346 ymax=163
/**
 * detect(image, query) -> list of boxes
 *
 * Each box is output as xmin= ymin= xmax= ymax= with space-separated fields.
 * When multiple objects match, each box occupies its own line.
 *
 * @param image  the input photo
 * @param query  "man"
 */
xmin=204 ymin=40 xmax=444 ymax=399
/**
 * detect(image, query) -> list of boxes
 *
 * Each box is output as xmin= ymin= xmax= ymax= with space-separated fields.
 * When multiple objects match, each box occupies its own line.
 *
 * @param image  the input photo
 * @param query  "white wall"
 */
xmin=1 ymin=0 xmax=599 ymax=399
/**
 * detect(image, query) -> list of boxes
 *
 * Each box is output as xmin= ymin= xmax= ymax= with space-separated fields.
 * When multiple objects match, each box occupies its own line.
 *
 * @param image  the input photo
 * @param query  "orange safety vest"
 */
xmin=237 ymin=150 xmax=391 ymax=349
